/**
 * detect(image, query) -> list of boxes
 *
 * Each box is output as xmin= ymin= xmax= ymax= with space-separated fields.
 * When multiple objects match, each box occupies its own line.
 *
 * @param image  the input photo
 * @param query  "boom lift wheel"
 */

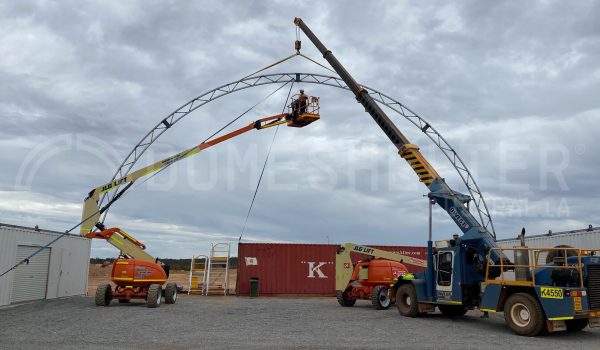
xmin=95 ymin=283 xmax=112 ymax=307
xmin=504 ymin=293 xmax=545 ymax=336
xmin=396 ymin=284 xmax=419 ymax=317
xmin=336 ymin=290 xmax=356 ymax=307
xmin=164 ymin=282 xmax=178 ymax=304
xmin=147 ymin=284 xmax=162 ymax=308
xmin=371 ymin=286 xmax=391 ymax=310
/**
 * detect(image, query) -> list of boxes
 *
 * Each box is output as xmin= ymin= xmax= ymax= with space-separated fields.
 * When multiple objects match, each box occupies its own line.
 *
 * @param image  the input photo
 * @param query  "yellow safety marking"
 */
xmin=116 ymin=261 xmax=129 ymax=265
xmin=540 ymin=287 xmax=563 ymax=299
xmin=480 ymin=308 xmax=497 ymax=313
xmin=113 ymin=277 xmax=133 ymax=281
xmin=549 ymin=316 xmax=574 ymax=321
xmin=108 ymin=237 xmax=123 ymax=246
xmin=437 ymin=300 xmax=462 ymax=305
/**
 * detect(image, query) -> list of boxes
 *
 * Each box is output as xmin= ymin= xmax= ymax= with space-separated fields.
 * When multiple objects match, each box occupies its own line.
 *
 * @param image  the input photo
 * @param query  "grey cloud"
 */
xmin=1 ymin=1 xmax=599 ymax=258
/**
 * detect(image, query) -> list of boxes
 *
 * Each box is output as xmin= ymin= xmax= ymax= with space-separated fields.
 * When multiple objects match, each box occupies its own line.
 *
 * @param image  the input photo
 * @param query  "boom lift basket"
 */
xmin=287 ymin=94 xmax=320 ymax=127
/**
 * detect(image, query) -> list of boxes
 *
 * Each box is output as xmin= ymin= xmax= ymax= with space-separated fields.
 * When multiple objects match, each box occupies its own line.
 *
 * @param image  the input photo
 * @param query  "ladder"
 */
xmin=205 ymin=243 xmax=231 ymax=295
xmin=188 ymin=254 xmax=208 ymax=295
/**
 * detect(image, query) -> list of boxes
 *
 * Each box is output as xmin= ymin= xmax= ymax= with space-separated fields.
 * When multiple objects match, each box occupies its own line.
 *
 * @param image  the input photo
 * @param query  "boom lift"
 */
xmin=83 ymin=94 xmax=320 ymax=307
xmin=295 ymin=17 xmax=600 ymax=335
xmin=336 ymin=243 xmax=427 ymax=309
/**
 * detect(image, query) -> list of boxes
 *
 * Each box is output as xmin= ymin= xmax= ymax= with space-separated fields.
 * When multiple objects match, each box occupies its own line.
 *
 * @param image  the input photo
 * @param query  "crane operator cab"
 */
xmin=286 ymin=89 xmax=320 ymax=127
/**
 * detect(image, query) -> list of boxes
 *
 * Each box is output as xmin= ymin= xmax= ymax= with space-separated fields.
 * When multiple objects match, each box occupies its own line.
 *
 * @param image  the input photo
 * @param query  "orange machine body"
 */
xmin=346 ymin=258 xmax=409 ymax=300
xmin=111 ymin=258 xmax=167 ymax=287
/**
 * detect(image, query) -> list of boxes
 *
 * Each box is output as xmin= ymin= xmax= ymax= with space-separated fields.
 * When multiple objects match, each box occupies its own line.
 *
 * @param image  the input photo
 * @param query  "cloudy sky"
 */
xmin=1 ymin=1 xmax=598 ymax=258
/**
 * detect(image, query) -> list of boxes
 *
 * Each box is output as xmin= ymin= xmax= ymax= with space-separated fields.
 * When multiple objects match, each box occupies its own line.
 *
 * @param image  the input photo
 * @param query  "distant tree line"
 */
xmin=89 ymin=257 xmax=238 ymax=270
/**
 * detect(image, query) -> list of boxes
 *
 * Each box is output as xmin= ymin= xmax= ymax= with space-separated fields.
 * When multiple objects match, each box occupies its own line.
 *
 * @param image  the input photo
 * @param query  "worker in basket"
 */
xmin=291 ymin=89 xmax=308 ymax=118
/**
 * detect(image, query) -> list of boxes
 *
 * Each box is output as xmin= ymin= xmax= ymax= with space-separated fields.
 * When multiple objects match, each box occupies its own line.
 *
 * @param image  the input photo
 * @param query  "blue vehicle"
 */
xmin=294 ymin=17 xmax=600 ymax=336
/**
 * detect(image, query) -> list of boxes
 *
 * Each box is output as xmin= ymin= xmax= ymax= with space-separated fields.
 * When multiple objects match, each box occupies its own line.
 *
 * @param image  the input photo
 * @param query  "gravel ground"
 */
xmin=1 ymin=295 xmax=599 ymax=350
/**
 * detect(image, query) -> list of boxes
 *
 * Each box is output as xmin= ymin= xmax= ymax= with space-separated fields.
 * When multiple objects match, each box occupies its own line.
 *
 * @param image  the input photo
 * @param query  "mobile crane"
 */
xmin=82 ymin=94 xmax=320 ymax=307
xmin=336 ymin=243 xmax=427 ymax=309
xmin=295 ymin=17 xmax=600 ymax=335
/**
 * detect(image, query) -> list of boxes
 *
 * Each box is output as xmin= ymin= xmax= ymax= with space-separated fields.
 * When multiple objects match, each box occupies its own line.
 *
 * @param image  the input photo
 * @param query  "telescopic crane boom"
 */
xmin=293 ymin=17 xmax=503 ymax=275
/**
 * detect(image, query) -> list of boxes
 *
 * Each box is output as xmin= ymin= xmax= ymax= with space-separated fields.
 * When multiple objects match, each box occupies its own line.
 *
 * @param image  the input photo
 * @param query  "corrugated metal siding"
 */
xmin=0 ymin=223 xmax=91 ymax=306
xmin=497 ymin=228 xmax=600 ymax=249
xmin=11 ymin=246 xmax=50 ymax=303
xmin=237 ymin=243 xmax=427 ymax=296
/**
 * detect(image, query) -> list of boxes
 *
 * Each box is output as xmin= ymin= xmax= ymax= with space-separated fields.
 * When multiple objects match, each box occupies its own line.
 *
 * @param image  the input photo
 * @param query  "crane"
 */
xmin=294 ymin=17 xmax=600 ymax=336
xmin=84 ymin=93 xmax=320 ymax=307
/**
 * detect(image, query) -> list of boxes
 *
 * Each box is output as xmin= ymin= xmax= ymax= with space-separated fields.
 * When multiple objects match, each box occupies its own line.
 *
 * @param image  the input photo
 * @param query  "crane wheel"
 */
xmin=95 ymin=283 xmax=112 ymax=307
xmin=336 ymin=290 xmax=356 ymax=307
xmin=147 ymin=284 xmax=162 ymax=308
xmin=164 ymin=282 xmax=178 ymax=304
xmin=371 ymin=286 xmax=391 ymax=310
xmin=565 ymin=318 xmax=588 ymax=332
xmin=504 ymin=293 xmax=545 ymax=336
xmin=396 ymin=284 xmax=419 ymax=317
xmin=438 ymin=304 xmax=467 ymax=317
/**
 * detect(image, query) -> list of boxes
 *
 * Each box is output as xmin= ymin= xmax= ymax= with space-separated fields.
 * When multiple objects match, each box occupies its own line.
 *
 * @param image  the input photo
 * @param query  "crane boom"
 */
xmin=294 ymin=18 xmax=503 ymax=274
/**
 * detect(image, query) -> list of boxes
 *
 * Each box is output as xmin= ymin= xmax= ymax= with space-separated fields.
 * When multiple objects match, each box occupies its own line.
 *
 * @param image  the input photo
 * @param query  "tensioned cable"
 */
xmin=239 ymin=82 xmax=295 ymax=242
xmin=0 ymin=181 xmax=133 ymax=278
xmin=298 ymin=53 xmax=337 ymax=74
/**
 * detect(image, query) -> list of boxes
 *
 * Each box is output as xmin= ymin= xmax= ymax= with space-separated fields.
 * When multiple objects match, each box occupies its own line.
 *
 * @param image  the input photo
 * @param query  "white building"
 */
xmin=0 ymin=223 xmax=90 ymax=306
xmin=497 ymin=225 xmax=600 ymax=249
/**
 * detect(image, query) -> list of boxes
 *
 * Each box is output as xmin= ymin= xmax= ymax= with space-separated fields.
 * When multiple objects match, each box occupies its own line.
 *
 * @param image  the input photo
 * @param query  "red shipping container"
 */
xmin=236 ymin=243 xmax=427 ymax=296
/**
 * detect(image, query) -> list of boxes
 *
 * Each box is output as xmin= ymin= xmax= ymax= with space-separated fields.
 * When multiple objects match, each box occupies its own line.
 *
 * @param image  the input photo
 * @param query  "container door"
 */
xmin=11 ymin=245 xmax=50 ymax=304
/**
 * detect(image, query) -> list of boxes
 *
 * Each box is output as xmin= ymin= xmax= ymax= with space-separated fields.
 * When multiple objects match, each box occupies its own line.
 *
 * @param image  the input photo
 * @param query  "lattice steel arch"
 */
xmin=99 ymin=72 xmax=495 ymax=237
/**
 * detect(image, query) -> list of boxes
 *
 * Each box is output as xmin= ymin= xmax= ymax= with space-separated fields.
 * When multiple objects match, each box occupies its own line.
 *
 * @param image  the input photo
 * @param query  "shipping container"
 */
xmin=236 ymin=243 xmax=426 ymax=296
xmin=496 ymin=226 xmax=600 ymax=249
xmin=0 ymin=223 xmax=91 ymax=306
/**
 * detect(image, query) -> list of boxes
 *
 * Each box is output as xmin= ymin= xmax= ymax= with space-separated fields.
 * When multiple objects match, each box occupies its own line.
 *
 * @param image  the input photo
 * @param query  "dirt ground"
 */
xmin=87 ymin=264 xmax=237 ymax=295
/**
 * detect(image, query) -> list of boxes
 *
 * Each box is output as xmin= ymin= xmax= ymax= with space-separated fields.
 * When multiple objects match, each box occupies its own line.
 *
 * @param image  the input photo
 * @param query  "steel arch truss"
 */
xmin=99 ymin=72 xmax=495 ymax=237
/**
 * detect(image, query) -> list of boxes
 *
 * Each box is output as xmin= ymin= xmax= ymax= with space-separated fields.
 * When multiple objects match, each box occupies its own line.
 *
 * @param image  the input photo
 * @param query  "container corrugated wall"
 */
xmin=0 ymin=223 xmax=91 ymax=306
xmin=237 ymin=243 xmax=426 ymax=296
xmin=497 ymin=227 xmax=600 ymax=249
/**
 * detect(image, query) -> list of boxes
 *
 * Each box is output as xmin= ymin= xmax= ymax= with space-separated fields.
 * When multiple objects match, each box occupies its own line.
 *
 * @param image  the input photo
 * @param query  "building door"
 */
xmin=11 ymin=245 xmax=50 ymax=304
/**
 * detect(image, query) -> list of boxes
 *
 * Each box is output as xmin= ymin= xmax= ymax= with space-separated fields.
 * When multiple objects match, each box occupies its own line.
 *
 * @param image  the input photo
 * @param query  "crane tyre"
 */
xmin=396 ymin=284 xmax=419 ymax=317
xmin=165 ymin=282 xmax=178 ymax=304
xmin=504 ymin=293 xmax=545 ymax=336
xmin=438 ymin=304 xmax=468 ymax=317
xmin=371 ymin=286 xmax=391 ymax=310
xmin=147 ymin=284 xmax=162 ymax=308
xmin=336 ymin=290 xmax=356 ymax=307
xmin=95 ymin=283 xmax=112 ymax=307
xmin=565 ymin=318 xmax=588 ymax=332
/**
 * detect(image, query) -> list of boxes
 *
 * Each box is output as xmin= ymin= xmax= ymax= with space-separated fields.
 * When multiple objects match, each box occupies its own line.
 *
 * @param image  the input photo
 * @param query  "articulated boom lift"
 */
xmin=295 ymin=17 xmax=600 ymax=336
xmin=82 ymin=94 xmax=320 ymax=307
xmin=336 ymin=243 xmax=427 ymax=309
